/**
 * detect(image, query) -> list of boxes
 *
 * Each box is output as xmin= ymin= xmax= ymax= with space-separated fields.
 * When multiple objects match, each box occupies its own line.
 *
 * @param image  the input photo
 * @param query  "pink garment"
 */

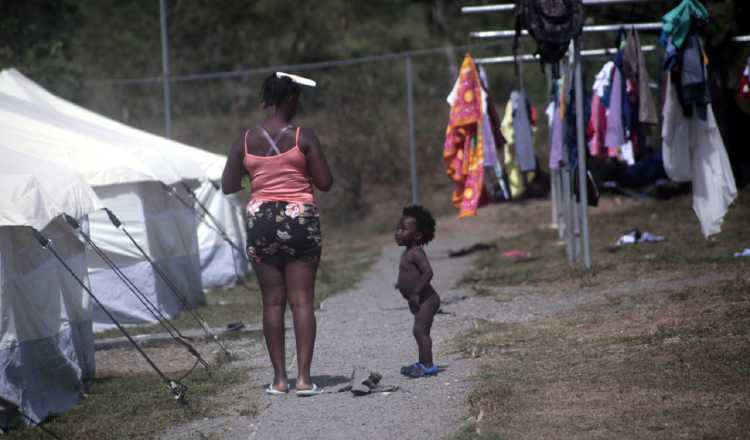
xmin=242 ymin=127 xmax=315 ymax=204
xmin=588 ymin=95 xmax=609 ymax=157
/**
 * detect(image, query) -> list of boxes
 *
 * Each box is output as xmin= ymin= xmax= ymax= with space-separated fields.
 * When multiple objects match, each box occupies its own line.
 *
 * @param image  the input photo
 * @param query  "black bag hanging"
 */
xmin=573 ymin=167 xmax=600 ymax=207
xmin=514 ymin=0 xmax=584 ymax=66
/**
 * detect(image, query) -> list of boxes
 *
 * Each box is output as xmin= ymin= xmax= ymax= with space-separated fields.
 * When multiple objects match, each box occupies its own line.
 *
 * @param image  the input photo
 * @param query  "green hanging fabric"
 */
xmin=661 ymin=0 xmax=709 ymax=49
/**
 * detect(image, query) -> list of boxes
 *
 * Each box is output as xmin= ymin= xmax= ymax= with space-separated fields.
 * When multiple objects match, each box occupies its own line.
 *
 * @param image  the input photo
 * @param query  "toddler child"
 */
xmin=394 ymin=205 xmax=440 ymax=378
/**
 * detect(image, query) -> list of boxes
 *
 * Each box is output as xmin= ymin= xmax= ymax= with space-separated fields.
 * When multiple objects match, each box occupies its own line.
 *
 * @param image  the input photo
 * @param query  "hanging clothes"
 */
xmin=501 ymin=98 xmax=526 ymax=199
xmin=674 ymin=33 xmax=711 ymax=121
xmin=511 ymin=91 xmax=537 ymax=173
xmin=604 ymin=66 xmax=626 ymax=154
xmin=662 ymin=74 xmax=737 ymax=238
xmin=443 ymin=54 xmax=486 ymax=218
xmin=588 ymin=62 xmax=616 ymax=158
xmin=659 ymin=0 xmax=709 ymax=50
xmin=739 ymin=58 xmax=750 ymax=101
xmin=623 ymin=29 xmax=658 ymax=125
xmin=564 ymin=80 xmax=591 ymax=171
xmin=547 ymin=99 xmax=563 ymax=170
xmin=479 ymin=67 xmax=511 ymax=202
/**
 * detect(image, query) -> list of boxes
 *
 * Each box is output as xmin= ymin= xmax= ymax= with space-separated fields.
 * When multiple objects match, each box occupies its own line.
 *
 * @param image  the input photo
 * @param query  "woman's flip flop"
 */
xmin=265 ymin=384 xmax=289 ymax=395
xmin=295 ymin=384 xmax=324 ymax=397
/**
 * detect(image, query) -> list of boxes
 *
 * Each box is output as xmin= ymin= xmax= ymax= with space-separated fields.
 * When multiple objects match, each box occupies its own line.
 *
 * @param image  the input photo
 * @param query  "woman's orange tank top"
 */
xmin=242 ymin=126 xmax=315 ymax=204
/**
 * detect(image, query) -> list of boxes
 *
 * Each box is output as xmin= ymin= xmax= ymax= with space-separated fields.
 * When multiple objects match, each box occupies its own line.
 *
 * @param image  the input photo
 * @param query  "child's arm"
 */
xmin=410 ymin=247 xmax=434 ymax=298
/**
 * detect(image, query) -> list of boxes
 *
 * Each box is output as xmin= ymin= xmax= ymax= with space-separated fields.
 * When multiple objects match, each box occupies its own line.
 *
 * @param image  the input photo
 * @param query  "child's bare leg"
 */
xmin=413 ymin=293 xmax=440 ymax=367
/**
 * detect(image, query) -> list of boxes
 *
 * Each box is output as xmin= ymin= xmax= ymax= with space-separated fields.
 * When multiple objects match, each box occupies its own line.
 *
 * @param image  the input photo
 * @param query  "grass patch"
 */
xmin=458 ymin=279 xmax=750 ymax=439
xmin=453 ymin=191 xmax=750 ymax=439
xmin=4 ymin=366 xmax=251 ymax=440
xmin=463 ymin=192 xmax=750 ymax=294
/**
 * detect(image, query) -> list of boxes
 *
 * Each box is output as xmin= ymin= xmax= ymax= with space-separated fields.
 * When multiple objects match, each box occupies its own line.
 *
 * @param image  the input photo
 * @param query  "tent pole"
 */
xmin=159 ymin=0 xmax=172 ymax=139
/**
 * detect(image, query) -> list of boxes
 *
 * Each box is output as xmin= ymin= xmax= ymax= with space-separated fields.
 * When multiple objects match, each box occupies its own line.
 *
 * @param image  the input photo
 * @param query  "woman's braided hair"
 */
xmin=260 ymin=73 xmax=301 ymax=108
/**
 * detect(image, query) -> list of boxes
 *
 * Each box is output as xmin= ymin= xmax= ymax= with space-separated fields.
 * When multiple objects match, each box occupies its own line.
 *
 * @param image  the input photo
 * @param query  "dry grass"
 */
xmin=451 ymin=191 xmax=750 ymax=440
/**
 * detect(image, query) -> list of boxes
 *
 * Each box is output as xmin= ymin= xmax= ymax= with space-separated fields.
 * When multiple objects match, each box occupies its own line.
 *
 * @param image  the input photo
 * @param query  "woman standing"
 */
xmin=222 ymin=73 xmax=333 ymax=396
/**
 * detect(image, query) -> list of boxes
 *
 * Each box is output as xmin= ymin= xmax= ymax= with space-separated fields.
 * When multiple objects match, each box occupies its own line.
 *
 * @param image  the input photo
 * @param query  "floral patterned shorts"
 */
xmin=245 ymin=200 xmax=322 ymax=265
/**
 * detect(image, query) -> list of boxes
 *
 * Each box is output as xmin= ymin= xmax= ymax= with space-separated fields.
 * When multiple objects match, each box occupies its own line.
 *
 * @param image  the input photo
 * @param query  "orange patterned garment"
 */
xmin=444 ymin=54 xmax=485 ymax=218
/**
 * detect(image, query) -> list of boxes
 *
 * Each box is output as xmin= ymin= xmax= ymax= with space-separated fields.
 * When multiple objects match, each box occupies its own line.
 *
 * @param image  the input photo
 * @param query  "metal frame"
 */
xmin=475 ymin=45 xmax=656 ymax=64
xmin=462 ymin=0 xmax=660 ymax=14
xmin=464 ymin=0 xmax=750 ymax=270
xmin=471 ymin=22 xmax=661 ymax=39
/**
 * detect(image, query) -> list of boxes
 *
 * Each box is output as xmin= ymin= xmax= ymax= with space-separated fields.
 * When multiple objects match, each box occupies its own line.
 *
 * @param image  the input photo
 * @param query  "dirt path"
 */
xmin=243 ymin=238 xmax=479 ymax=440
xmin=158 ymin=204 xmax=524 ymax=440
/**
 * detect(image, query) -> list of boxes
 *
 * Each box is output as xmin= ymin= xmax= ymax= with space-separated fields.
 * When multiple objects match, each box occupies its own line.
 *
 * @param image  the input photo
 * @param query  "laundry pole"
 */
xmin=573 ymin=38 xmax=592 ymax=268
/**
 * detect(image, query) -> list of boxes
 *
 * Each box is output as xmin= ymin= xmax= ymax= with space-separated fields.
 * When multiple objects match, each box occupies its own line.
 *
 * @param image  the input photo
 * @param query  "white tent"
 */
xmin=0 ymin=88 xmax=205 ymax=331
xmin=0 ymin=69 xmax=251 ymax=292
xmin=191 ymin=151 xmax=251 ymax=290
xmin=0 ymin=149 xmax=102 ymax=423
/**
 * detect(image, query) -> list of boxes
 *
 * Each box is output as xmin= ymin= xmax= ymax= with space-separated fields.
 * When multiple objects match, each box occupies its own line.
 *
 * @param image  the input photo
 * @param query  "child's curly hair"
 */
xmin=403 ymin=205 xmax=436 ymax=245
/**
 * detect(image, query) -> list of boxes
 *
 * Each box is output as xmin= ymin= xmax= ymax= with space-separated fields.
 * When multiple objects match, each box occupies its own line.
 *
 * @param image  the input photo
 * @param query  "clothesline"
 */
xmin=474 ymin=33 xmax=750 ymax=65
xmin=475 ymin=45 xmax=657 ymax=65
xmin=471 ymin=22 xmax=661 ymax=39
xmin=462 ymin=0 xmax=661 ymax=14
xmin=472 ymin=23 xmax=750 ymax=41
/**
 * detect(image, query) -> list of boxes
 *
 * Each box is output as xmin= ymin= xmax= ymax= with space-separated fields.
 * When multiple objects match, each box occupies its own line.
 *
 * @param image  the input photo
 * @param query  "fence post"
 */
xmin=159 ymin=0 xmax=172 ymax=139
xmin=405 ymin=55 xmax=419 ymax=205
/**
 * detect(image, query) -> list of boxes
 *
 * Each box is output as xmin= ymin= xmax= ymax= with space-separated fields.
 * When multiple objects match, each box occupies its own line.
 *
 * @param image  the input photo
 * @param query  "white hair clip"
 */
xmin=276 ymin=71 xmax=316 ymax=87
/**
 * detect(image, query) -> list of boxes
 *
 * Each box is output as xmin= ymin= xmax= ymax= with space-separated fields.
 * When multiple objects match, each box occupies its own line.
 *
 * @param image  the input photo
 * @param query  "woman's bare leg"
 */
xmin=284 ymin=258 xmax=319 ymax=390
xmin=253 ymin=261 xmax=288 ymax=391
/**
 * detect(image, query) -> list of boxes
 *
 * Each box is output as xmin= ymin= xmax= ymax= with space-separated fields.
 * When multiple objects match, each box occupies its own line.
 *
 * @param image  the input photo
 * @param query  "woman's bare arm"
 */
xmin=299 ymin=127 xmax=333 ymax=192
xmin=221 ymin=132 xmax=247 ymax=194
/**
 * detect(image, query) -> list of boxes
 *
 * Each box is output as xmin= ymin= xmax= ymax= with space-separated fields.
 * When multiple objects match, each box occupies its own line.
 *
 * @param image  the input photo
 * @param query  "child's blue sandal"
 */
xmin=406 ymin=363 xmax=438 ymax=378
xmin=400 ymin=362 xmax=421 ymax=376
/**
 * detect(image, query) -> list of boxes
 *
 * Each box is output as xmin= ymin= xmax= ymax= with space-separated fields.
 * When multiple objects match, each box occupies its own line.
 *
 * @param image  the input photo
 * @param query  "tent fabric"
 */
xmin=0 ymin=69 xmax=206 ymax=184
xmin=88 ymin=182 xmax=203 ymax=331
xmin=0 ymin=151 xmax=102 ymax=231
xmin=195 ymin=182 xmax=251 ymax=290
xmin=0 ymin=71 xmax=210 ymax=329
xmin=187 ymin=148 xmax=251 ymax=290
xmin=0 ymin=140 xmax=101 ymax=424
xmin=1 ymin=69 xmax=248 ymax=292
xmin=0 ymin=219 xmax=95 ymax=424
xmin=0 ymin=93 xmax=162 ymax=187
xmin=1 ymin=93 xmax=205 ymax=330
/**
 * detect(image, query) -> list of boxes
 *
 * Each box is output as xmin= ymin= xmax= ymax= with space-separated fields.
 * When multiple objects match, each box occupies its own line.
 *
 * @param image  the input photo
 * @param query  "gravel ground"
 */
xmin=245 ymin=238 xmax=480 ymax=440
xmin=159 ymin=235 xmax=487 ymax=440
